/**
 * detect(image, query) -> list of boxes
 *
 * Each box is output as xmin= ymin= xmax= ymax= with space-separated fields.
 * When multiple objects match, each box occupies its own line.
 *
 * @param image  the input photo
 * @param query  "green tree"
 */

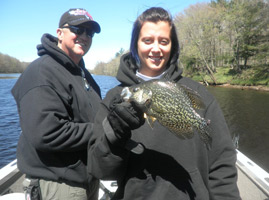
xmin=91 ymin=49 xmax=123 ymax=76
xmin=0 ymin=52 xmax=29 ymax=73
xmin=213 ymin=0 xmax=269 ymax=72
xmin=115 ymin=48 xmax=125 ymax=58
xmin=175 ymin=3 xmax=220 ymax=84
xmin=91 ymin=1 xmax=269 ymax=86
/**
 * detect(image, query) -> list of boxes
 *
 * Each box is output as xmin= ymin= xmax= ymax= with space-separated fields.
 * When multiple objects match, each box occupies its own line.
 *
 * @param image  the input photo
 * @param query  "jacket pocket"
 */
xmin=122 ymin=172 xmax=208 ymax=200
xmin=63 ymin=160 xmax=88 ymax=185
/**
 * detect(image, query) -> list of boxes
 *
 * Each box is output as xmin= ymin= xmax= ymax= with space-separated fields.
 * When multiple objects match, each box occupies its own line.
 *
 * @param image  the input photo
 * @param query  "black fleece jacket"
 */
xmin=88 ymin=53 xmax=241 ymax=199
xmin=12 ymin=34 xmax=101 ymax=188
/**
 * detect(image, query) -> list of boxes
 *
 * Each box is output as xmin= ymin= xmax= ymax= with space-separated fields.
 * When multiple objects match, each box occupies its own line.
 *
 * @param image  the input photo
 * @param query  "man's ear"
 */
xmin=57 ymin=28 xmax=64 ymax=41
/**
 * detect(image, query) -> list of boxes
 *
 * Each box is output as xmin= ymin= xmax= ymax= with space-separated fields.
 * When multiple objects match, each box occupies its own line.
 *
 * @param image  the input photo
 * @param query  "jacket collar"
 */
xmin=37 ymin=33 xmax=85 ymax=69
xmin=116 ymin=52 xmax=183 ymax=86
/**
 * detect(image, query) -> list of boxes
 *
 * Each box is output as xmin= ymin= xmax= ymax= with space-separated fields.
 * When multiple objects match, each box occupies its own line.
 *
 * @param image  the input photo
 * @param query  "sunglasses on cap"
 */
xmin=62 ymin=26 xmax=95 ymax=38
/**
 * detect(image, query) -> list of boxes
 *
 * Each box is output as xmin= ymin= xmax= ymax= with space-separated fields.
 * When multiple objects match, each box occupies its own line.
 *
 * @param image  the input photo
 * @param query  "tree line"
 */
xmin=92 ymin=0 xmax=269 ymax=86
xmin=2 ymin=0 xmax=268 ymax=85
xmin=175 ymin=0 xmax=268 ymax=85
xmin=0 ymin=53 xmax=29 ymax=73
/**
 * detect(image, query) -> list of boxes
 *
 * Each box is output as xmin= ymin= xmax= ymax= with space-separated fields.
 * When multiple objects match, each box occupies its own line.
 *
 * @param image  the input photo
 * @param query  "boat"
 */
xmin=0 ymin=150 xmax=268 ymax=200
xmin=0 ymin=160 xmax=117 ymax=200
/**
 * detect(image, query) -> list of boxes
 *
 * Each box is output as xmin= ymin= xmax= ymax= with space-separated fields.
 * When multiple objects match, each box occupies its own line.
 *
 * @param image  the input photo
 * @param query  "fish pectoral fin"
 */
xmin=151 ymin=105 xmax=166 ymax=115
xmin=145 ymin=114 xmax=156 ymax=129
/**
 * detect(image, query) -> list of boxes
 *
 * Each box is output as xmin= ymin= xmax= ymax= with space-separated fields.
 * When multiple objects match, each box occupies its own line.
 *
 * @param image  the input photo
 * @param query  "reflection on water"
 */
xmin=207 ymin=86 xmax=269 ymax=172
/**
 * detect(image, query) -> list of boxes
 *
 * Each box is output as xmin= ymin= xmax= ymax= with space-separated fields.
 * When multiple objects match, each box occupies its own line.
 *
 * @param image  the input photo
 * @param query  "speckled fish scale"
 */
xmin=121 ymin=80 xmax=212 ymax=148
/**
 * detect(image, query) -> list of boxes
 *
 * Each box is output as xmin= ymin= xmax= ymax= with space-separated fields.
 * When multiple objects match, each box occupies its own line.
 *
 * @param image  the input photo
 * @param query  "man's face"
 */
xmin=57 ymin=24 xmax=92 ymax=64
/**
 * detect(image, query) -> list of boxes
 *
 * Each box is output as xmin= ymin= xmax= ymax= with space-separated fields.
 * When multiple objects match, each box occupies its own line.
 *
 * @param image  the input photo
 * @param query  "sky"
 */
xmin=0 ymin=0 xmax=209 ymax=70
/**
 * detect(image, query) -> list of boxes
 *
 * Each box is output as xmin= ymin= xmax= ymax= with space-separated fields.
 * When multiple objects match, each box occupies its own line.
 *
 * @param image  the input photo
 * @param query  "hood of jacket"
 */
xmin=37 ymin=33 xmax=86 ymax=69
xmin=116 ymin=52 xmax=183 ymax=86
xmin=35 ymin=33 xmax=101 ymax=95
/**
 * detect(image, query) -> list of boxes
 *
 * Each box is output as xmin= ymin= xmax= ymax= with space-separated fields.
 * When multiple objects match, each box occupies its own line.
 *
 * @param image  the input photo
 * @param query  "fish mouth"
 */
xmin=121 ymin=87 xmax=151 ymax=105
xmin=121 ymin=87 xmax=132 ymax=101
xmin=121 ymin=87 xmax=151 ymax=112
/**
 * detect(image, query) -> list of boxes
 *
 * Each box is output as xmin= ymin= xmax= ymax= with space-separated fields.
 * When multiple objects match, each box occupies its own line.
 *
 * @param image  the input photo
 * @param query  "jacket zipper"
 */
xmin=80 ymin=67 xmax=90 ymax=91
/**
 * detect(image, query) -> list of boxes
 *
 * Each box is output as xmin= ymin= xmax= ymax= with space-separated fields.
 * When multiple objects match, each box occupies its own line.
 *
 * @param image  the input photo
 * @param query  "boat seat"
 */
xmin=0 ymin=193 xmax=24 ymax=200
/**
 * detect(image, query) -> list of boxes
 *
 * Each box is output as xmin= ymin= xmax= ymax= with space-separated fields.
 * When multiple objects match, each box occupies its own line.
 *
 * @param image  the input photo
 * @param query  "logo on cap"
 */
xmin=69 ymin=9 xmax=93 ymax=21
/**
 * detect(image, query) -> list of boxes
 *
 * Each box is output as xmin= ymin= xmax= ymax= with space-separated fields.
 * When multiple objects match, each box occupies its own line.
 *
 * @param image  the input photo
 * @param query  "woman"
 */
xmin=88 ymin=7 xmax=241 ymax=200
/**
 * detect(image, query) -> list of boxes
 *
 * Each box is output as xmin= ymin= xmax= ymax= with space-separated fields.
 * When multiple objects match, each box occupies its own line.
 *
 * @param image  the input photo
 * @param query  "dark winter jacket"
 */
xmin=88 ymin=53 xmax=241 ymax=199
xmin=12 ymin=33 xmax=101 ymax=188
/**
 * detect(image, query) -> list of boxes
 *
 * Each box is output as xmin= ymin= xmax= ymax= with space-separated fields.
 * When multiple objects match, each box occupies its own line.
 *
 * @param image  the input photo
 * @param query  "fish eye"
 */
xmin=133 ymin=87 xmax=139 ymax=92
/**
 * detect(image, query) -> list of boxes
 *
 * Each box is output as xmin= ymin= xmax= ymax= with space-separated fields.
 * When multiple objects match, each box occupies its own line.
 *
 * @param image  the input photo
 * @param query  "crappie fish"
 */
xmin=121 ymin=80 xmax=212 ymax=149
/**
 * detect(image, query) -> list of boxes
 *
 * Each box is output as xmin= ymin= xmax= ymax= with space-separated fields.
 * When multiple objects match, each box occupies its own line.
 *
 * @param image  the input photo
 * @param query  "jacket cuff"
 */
xmin=102 ymin=117 xmax=119 ymax=145
xmin=102 ymin=117 xmax=144 ymax=154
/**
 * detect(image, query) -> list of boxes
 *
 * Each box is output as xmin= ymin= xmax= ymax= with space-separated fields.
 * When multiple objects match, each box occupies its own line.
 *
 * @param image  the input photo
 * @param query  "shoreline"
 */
xmin=1 ymin=76 xmax=268 ymax=92
xmin=208 ymin=83 xmax=269 ymax=92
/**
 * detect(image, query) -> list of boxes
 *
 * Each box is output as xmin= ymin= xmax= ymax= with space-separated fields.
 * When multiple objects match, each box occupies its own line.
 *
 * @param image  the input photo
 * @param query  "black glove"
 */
xmin=107 ymin=94 xmax=145 ymax=141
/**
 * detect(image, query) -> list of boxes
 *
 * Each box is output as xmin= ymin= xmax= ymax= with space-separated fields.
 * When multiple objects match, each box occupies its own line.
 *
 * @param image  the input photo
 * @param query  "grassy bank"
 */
xmin=186 ymin=67 xmax=269 ymax=88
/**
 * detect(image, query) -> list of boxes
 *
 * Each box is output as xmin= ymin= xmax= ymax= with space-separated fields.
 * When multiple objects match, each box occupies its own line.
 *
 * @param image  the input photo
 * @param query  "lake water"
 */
xmin=207 ymin=86 xmax=269 ymax=172
xmin=0 ymin=74 xmax=268 ymax=172
xmin=0 ymin=74 xmax=119 ymax=169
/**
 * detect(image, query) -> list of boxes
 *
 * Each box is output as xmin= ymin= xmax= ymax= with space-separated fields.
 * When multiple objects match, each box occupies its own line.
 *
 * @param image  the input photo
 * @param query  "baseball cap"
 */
xmin=59 ymin=8 xmax=101 ymax=33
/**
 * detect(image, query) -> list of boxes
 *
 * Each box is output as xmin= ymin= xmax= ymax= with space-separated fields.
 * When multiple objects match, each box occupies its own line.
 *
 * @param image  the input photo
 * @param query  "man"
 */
xmin=12 ymin=8 xmax=101 ymax=200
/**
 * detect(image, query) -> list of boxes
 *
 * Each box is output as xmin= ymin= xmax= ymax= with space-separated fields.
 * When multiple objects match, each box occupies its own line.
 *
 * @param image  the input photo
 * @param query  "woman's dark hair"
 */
xmin=130 ymin=7 xmax=180 ymax=66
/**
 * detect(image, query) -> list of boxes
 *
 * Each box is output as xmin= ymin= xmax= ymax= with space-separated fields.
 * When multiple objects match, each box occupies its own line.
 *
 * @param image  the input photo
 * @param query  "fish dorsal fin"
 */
xmin=178 ymin=84 xmax=205 ymax=110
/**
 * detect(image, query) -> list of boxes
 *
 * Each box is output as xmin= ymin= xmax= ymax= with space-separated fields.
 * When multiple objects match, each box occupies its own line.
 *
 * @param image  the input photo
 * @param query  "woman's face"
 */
xmin=137 ymin=21 xmax=172 ymax=77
